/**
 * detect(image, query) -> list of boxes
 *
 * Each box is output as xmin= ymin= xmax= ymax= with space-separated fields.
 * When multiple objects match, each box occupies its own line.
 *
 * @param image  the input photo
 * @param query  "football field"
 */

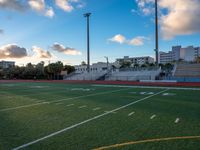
xmin=0 ymin=81 xmax=200 ymax=150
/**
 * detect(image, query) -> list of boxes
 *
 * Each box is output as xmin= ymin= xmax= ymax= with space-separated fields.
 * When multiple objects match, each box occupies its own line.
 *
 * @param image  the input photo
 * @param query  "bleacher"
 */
xmin=64 ymin=71 xmax=107 ymax=80
xmin=105 ymin=68 xmax=161 ymax=81
xmin=174 ymin=64 xmax=200 ymax=77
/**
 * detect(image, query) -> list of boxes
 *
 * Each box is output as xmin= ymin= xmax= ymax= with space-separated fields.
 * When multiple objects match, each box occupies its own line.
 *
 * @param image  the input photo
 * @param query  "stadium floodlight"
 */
xmin=104 ymin=56 xmax=109 ymax=71
xmin=84 ymin=13 xmax=91 ymax=72
xmin=155 ymin=0 xmax=159 ymax=65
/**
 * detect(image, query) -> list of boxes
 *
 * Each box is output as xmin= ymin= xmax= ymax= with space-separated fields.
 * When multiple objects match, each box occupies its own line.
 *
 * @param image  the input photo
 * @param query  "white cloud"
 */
xmin=45 ymin=7 xmax=55 ymax=18
xmin=128 ymin=36 xmax=147 ymax=46
xmin=108 ymin=34 xmax=126 ymax=44
xmin=55 ymin=0 xmax=74 ymax=12
xmin=0 ymin=44 xmax=27 ymax=59
xmin=28 ymin=0 xmax=55 ymax=18
xmin=136 ymin=0 xmax=154 ymax=15
xmin=52 ymin=43 xmax=81 ymax=55
xmin=55 ymin=0 xmax=84 ymax=12
xmin=32 ymin=46 xmax=52 ymax=58
xmin=135 ymin=0 xmax=200 ymax=40
xmin=28 ymin=0 xmax=45 ymax=12
xmin=109 ymin=34 xmax=148 ymax=46
xmin=159 ymin=0 xmax=200 ymax=40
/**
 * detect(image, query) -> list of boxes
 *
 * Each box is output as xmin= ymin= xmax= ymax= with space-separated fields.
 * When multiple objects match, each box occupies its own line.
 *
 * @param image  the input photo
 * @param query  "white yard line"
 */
xmin=12 ymin=89 xmax=168 ymax=150
xmin=150 ymin=114 xmax=156 ymax=119
xmin=0 ymin=88 xmax=129 ymax=112
xmin=104 ymin=111 xmax=117 ymax=114
xmin=175 ymin=118 xmax=180 ymax=123
xmin=93 ymin=107 xmax=101 ymax=111
xmin=79 ymin=105 xmax=87 ymax=109
xmin=66 ymin=104 xmax=74 ymax=107
xmin=55 ymin=103 xmax=63 ymax=105
xmin=0 ymin=102 xmax=48 ymax=112
xmin=128 ymin=112 xmax=135 ymax=116
xmin=92 ymin=84 xmax=200 ymax=91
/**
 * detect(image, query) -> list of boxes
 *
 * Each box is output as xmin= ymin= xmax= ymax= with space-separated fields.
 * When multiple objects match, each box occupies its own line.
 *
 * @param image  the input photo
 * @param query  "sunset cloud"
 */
xmin=32 ymin=46 xmax=52 ymax=58
xmin=0 ymin=44 xmax=27 ymax=59
xmin=52 ymin=43 xmax=81 ymax=55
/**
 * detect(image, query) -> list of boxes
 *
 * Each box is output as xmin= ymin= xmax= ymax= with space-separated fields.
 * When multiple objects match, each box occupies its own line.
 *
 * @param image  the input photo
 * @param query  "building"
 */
xmin=159 ymin=46 xmax=200 ymax=64
xmin=0 ymin=61 xmax=15 ymax=69
xmin=116 ymin=56 xmax=154 ymax=65
xmin=75 ymin=62 xmax=109 ymax=73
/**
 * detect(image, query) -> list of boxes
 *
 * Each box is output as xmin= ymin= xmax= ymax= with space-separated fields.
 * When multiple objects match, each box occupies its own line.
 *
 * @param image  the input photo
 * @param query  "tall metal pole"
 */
xmin=155 ymin=0 xmax=159 ymax=65
xmin=104 ymin=56 xmax=109 ymax=71
xmin=84 ymin=13 xmax=91 ymax=72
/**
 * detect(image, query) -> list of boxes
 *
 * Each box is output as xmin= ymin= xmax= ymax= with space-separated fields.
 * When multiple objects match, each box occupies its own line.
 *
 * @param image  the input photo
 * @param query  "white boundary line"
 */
xmin=0 ymin=88 xmax=129 ymax=112
xmin=12 ymin=89 xmax=168 ymax=150
xmin=92 ymin=84 xmax=200 ymax=91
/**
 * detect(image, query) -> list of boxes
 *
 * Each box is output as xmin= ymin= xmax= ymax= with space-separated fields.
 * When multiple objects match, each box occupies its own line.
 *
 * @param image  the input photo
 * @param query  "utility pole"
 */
xmin=84 ymin=13 xmax=91 ymax=72
xmin=155 ymin=0 xmax=159 ymax=65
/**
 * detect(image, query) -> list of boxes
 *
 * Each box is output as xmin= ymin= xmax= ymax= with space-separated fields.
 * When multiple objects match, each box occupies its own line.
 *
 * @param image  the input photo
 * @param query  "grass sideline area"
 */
xmin=0 ymin=81 xmax=200 ymax=150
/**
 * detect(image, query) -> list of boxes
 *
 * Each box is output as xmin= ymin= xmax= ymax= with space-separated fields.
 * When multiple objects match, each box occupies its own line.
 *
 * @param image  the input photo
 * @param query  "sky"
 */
xmin=0 ymin=0 xmax=200 ymax=66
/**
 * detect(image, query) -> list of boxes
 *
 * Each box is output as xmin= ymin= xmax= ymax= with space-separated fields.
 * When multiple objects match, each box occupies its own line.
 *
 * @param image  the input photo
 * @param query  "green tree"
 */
xmin=63 ymin=65 xmax=75 ymax=74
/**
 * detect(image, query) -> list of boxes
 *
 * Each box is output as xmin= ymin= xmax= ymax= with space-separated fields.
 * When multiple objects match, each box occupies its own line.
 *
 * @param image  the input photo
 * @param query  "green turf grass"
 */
xmin=0 ymin=82 xmax=200 ymax=150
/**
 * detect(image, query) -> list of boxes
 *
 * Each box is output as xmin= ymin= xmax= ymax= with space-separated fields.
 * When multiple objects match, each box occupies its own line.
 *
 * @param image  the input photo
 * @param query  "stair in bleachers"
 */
xmin=174 ymin=64 xmax=200 ymax=77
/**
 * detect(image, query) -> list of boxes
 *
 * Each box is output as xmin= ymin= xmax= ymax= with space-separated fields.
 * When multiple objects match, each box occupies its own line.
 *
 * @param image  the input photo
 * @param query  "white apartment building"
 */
xmin=159 ymin=46 xmax=200 ymax=64
xmin=0 ymin=61 xmax=15 ymax=69
xmin=116 ymin=56 xmax=154 ymax=65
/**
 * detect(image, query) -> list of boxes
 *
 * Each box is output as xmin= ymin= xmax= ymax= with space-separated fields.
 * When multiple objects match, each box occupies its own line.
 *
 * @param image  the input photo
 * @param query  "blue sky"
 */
xmin=0 ymin=0 xmax=200 ymax=66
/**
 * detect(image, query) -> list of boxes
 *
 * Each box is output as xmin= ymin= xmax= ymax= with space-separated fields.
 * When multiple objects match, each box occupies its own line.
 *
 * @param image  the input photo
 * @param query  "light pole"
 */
xmin=155 ymin=0 xmax=159 ymax=65
xmin=104 ymin=56 xmax=109 ymax=71
xmin=84 ymin=13 xmax=91 ymax=72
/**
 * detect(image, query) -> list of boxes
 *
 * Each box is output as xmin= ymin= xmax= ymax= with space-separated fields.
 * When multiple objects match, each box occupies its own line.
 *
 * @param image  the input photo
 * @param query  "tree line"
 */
xmin=0 ymin=61 xmax=75 ymax=80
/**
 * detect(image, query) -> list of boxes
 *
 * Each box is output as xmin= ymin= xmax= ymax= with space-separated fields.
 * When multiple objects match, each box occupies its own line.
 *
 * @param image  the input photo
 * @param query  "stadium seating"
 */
xmin=105 ymin=68 xmax=161 ymax=81
xmin=174 ymin=64 xmax=200 ymax=77
xmin=64 ymin=71 xmax=107 ymax=80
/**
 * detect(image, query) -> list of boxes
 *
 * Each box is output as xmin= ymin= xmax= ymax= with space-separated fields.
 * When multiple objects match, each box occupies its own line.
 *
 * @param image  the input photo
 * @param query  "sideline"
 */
xmin=92 ymin=84 xmax=200 ymax=90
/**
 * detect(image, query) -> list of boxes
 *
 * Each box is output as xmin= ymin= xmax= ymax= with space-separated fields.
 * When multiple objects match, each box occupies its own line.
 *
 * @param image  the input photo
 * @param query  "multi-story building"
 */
xmin=0 ymin=61 xmax=15 ymax=69
xmin=116 ymin=56 xmax=154 ymax=65
xmin=75 ymin=62 xmax=109 ymax=73
xmin=159 ymin=46 xmax=200 ymax=64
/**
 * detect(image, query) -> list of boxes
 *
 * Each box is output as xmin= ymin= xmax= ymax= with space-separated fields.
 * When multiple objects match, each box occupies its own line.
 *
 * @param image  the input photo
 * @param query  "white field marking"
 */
xmin=147 ymin=92 xmax=154 ymax=95
xmin=30 ymin=86 xmax=49 ymax=89
xmin=12 ymin=89 xmax=169 ymax=150
xmin=35 ymin=101 xmax=44 ymax=103
xmin=66 ymin=104 xmax=74 ymax=107
xmin=71 ymin=88 xmax=95 ymax=91
xmin=0 ymin=88 xmax=128 ymax=112
xmin=140 ymin=92 xmax=146 ymax=95
xmin=128 ymin=112 xmax=135 ymax=116
xmin=93 ymin=107 xmax=101 ymax=111
xmin=104 ymin=111 xmax=117 ymax=114
xmin=55 ymin=103 xmax=63 ymax=105
xmin=162 ymin=93 xmax=176 ymax=96
xmin=78 ymin=105 xmax=87 ymax=109
xmin=0 ymin=102 xmax=48 ymax=112
xmin=150 ymin=114 xmax=156 ymax=119
xmin=92 ymin=84 xmax=200 ymax=91
xmin=129 ymin=92 xmax=137 ymax=94
xmin=175 ymin=118 xmax=180 ymax=123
